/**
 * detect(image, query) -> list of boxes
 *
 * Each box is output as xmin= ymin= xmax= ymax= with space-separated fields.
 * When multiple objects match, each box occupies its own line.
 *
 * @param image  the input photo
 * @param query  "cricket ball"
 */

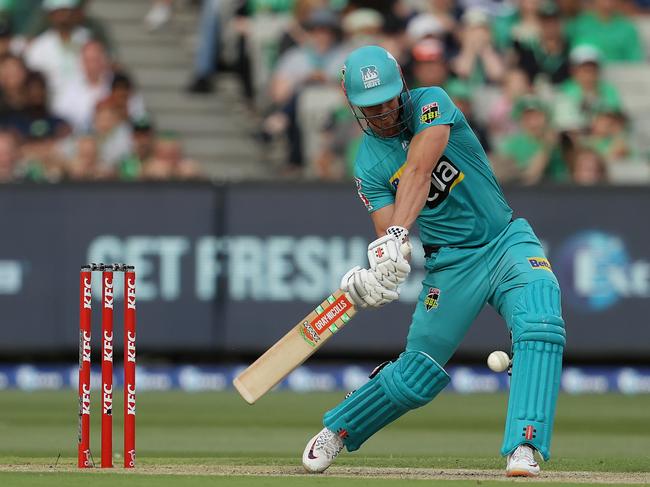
xmin=487 ymin=351 xmax=510 ymax=373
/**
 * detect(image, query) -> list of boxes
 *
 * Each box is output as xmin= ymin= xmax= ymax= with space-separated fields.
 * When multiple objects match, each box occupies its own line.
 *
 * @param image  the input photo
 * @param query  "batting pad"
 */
xmin=501 ymin=280 xmax=565 ymax=461
xmin=323 ymin=351 xmax=449 ymax=452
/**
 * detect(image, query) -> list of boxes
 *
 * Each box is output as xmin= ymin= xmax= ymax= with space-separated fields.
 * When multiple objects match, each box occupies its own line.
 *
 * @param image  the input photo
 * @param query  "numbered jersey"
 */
xmin=354 ymin=86 xmax=512 ymax=248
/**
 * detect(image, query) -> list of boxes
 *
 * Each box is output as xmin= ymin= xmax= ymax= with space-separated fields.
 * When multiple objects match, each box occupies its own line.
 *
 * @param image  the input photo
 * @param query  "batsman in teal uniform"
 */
xmin=301 ymin=46 xmax=565 ymax=478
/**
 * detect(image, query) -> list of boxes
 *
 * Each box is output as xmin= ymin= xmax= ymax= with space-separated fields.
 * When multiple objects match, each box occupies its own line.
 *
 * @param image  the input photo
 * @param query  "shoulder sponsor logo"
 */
xmin=354 ymin=177 xmax=373 ymax=211
xmin=528 ymin=257 xmax=552 ymax=271
xmin=424 ymin=287 xmax=440 ymax=311
xmin=360 ymin=65 xmax=381 ymax=89
xmin=420 ymin=102 xmax=440 ymax=124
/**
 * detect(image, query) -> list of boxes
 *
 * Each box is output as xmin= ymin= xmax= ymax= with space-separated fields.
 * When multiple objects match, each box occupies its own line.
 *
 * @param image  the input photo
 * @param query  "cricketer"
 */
xmin=301 ymin=45 xmax=565 ymax=477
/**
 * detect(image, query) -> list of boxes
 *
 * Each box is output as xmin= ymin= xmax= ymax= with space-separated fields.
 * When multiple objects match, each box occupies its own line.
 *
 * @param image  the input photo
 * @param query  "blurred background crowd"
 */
xmin=0 ymin=0 xmax=202 ymax=183
xmin=1 ymin=0 xmax=649 ymax=185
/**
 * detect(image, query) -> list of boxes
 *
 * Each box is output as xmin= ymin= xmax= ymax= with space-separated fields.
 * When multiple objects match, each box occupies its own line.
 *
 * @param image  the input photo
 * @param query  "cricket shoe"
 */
xmin=506 ymin=444 xmax=540 ymax=477
xmin=302 ymin=427 xmax=344 ymax=473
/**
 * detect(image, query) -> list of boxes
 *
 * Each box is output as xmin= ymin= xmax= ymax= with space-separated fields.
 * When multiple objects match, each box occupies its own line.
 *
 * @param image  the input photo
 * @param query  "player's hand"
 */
xmin=340 ymin=266 xmax=399 ymax=309
xmin=367 ymin=226 xmax=412 ymax=286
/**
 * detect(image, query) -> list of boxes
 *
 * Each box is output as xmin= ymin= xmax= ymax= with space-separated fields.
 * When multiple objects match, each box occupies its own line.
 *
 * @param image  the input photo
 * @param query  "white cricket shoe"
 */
xmin=506 ymin=444 xmax=540 ymax=477
xmin=302 ymin=428 xmax=344 ymax=473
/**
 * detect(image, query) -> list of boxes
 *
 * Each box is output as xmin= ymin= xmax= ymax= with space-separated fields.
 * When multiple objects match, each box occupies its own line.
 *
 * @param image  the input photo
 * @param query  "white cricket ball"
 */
xmin=487 ymin=351 xmax=510 ymax=373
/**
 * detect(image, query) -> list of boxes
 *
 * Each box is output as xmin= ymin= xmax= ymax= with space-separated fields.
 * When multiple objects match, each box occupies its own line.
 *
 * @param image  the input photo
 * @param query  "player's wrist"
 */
xmin=386 ymin=225 xmax=408 ymax=242
xmin=386 ymin=226 xmax=412 ymax=259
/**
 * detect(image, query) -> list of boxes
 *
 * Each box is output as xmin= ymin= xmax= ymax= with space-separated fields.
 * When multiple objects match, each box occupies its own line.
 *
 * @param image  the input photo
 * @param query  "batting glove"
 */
xmin=340 ymin=266 xmax=399 ymax=309
xmin=367 ymin=227 xmax=412 ymax=287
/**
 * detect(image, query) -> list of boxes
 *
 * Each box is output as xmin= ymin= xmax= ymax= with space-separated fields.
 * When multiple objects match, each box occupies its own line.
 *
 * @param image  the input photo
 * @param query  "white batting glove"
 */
xmin=367 ymin=226 xmax=412 ymax=287
xmin=386 ymin=226 xmax=412 ymax=257
xmin=340 ymin=266 xmax=399 ymax=309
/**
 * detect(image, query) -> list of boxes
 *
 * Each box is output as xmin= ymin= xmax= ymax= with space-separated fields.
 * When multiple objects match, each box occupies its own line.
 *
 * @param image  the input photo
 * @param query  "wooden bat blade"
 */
xmin=232 ymin=376 xmax=257 ymax=405
xmin=233 ymin=290 xmax=357 ymax=404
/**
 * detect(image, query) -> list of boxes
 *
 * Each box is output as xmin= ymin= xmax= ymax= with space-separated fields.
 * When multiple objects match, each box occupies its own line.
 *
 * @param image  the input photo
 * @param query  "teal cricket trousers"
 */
xmin=406 ymin=218 xmax=559 ymax=364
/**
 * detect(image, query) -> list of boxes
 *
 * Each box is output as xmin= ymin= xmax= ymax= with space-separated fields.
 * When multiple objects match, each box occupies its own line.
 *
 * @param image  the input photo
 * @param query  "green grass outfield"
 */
xmin=0 ymin=391 xmax=648 ymax=486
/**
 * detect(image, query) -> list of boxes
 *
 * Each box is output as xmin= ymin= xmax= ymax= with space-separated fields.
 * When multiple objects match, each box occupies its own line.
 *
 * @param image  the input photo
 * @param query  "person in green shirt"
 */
xmin=118 ymin=117 xmax=155 ymax=181
xmin=495 ymin=95 xmax=568 ymax=184
xmin=513 ymin=2 xmax=571 ymax=85
xmin=566 ymin=0 xmax=645 ymax=62
xmin=582 ymin=102 xmax=634 ymax=162
xmin=18 ymin=117 xmax=67 ymax=182
xmin=453 ymin=8 xmax=505 ymax=86
xmin=555 ymin=44 xmax=622 ymax=130
xmin=492 ymin=0 xmax=553 ymax=53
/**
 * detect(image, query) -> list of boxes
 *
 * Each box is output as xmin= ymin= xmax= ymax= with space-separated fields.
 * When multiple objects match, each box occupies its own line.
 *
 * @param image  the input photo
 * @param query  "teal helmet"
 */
xmin=343 ymin=45 xmax=403 ymax=107
xmin=341 ymin=45 xmax=412 ymax=138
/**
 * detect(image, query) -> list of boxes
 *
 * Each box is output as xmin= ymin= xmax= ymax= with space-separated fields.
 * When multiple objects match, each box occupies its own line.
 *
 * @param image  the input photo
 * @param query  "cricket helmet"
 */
xmin=343 ymin=45 xmax=403 ymax=107
xmin=341 ymin=45 xmax=413 ymax=138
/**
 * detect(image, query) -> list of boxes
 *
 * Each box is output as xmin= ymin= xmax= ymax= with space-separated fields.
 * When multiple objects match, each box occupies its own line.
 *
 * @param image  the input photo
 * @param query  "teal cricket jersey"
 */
xmin=354 ymin=86 xmax=513 ymax=248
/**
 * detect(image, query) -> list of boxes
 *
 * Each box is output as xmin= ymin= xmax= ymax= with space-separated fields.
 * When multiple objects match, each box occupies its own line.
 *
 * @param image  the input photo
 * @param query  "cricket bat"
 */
xmin=233 ymin=289 xmax=357 ymax=404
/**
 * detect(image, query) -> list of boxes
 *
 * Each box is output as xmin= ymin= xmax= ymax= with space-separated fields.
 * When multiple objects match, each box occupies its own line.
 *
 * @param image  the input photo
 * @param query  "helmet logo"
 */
xmin=360 ymin=65 xmax=381 ymax=89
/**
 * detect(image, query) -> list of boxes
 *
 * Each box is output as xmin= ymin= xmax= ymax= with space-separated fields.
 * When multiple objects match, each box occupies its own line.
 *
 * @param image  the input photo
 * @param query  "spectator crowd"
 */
xmin=1 ymin=0 xmax=649 ymax=185
xmin=0 ymin=0 xmax=202 ymax=183
xmin=207 ymin=0 xmax=650 ymax=185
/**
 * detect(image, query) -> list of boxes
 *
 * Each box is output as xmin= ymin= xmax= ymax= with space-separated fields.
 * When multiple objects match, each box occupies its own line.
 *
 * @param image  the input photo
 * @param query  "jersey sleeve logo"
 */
xmin=420 ymin=102 xmax=440 ymax=124
xmin=389 ymin=156 xmax=463 ymax=209
xmin=426 ymin=156 xmax=464 ymax=209
xmin=528 ymin=257 xmax=552 ymax=271
xmin=355 ymin=177 xmax=373 ymax=210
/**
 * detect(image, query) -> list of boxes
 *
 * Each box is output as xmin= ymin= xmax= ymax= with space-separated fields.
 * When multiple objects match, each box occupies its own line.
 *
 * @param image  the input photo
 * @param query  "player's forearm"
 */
xmin=388 ymin=167 xmax=431 ymax=229
xmin=389 ymin=125 xmax=449 ymax=229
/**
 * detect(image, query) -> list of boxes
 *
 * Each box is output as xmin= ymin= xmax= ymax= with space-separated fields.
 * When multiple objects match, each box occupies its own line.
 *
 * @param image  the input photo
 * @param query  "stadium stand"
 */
xmin=0 ymin=0 xmax=648 ymax=184
xmin=89 ymin=0 xmax=271 ymax=180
